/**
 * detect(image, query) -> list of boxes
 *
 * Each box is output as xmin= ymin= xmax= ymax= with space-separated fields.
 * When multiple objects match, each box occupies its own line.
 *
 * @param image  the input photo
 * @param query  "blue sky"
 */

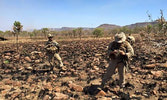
xmin=0 ymin=0 xmax=167 ymax=31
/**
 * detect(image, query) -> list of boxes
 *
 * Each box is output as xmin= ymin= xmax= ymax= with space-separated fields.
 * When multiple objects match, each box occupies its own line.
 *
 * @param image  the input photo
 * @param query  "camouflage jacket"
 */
xmin=45 ymin=40 xmax=60 ymax=53
xmin=108 ymin=41 xmax=134 ymax=60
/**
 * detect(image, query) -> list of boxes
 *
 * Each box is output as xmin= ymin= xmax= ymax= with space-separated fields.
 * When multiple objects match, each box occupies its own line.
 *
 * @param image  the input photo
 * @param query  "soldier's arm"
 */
xmin=44 ymin=41 xmax=49 ymax=49
xmin=53 ymin=41 xmax=60 ymax=51
xmin=125 ymin=42 xmax=134 ymax=58
xmin=108 ymin=42 xmax=114 ymax=55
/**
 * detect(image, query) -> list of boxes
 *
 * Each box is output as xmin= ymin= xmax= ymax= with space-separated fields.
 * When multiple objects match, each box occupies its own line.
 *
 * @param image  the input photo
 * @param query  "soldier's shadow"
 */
xmin=32 ymin=64 xmax=51 ymax=74
xmin=83 ymin=84 xmax=101 ymax=95
xmin=83 ymin=84 xmax=142 ymax=100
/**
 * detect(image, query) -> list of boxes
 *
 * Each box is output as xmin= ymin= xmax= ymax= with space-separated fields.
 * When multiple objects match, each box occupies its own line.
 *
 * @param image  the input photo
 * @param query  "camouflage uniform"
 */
xmin=45 ymin=34 xmax=64 ymax=68
xmin=127 ymin=35 xmax=135 ymax=45
xmin=101 ymin=32 xmax=134 ymax=88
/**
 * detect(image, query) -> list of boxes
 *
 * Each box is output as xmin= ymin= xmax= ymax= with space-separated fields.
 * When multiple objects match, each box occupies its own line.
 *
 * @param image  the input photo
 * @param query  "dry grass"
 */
xmin=0 ymin=36 xmax=112 ymax=44
xmin=0 ymin=34 xmax=144 ymax=44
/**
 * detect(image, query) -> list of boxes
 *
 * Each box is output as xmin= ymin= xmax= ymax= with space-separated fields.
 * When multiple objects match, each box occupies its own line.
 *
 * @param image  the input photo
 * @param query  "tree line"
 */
xmin=0 ymin=10 xmax=167 ymax=39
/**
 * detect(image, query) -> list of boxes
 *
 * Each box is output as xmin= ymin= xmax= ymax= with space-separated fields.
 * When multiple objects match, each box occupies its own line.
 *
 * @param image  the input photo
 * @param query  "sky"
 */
xmin=0 ymin=0 xmax=167 ymax=31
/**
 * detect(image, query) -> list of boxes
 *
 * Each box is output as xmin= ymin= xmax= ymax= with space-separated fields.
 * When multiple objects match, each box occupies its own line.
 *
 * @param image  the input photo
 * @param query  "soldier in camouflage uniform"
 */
xmin=45 ymin=34 xmax=64 ymax=69
xmin=101 ymin=32 xmax=134 ymax=88
xmin=127 ymin=34 xmax=135 ymax=45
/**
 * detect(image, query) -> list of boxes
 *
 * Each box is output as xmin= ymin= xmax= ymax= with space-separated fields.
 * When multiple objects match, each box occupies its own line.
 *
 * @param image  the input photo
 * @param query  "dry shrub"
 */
xmin=132 ymin=34 xmax=142 ymax=43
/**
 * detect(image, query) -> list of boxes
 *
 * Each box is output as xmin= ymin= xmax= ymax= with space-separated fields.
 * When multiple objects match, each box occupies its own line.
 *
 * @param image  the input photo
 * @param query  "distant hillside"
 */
xmin=26 ymin=21 xmax=159 ymax=32
xmin=125 ymin=21 xmax=158 ymax=29
xmin=97 ymin=24 xmax=121 ymax=30
xmin=49 ymin=27 xmax=94 ymax=31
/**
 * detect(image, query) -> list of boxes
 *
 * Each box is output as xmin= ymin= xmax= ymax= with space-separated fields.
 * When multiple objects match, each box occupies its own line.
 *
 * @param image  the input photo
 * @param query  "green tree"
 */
xmin=13 ymin=21 xmax=23 ymax=51
xmin=68 ymin=30 xmax=73 ymax=38
xmin=92 ymin=28 xmax=104 ymax=38
xmin=29 ymin=32 xmax=34 ymax=39
xmin=158 ymin=9 xmax=166 ymax=35
xmin=111 ymin=28 xmax=120 ymax=34
xmin=72 ymin=29 xmax=77 ymax=38
xmin=32 ymin=29 xmax=39 ymax=38
xmin=21 ymin=31 xmax=28 ymax=37
xmin=0 ymin=30 xmax=4 ymax=37
xmin=42 ymin=28 xmax=49 ymax=38
xmin=77 ymin=27 xmax=83 ymax=39
xmin=4 ymin=30 xmax=12 ymax=37
xmin=120 ymin=26 xmax=131 ymax=34
xmin=132 ymin=26 xmax=144 ymax=33
xmin=146 ymin=24 xmax=152 ymax=34
xmin=148 ymin=9 xmax=167 ymax=35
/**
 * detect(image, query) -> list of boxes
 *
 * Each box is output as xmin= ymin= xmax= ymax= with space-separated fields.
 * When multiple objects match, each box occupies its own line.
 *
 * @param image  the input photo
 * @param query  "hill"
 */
xmin=97 ymin=24 xmax=121 ymax=30
xmin=26 ymin=21 xmax=159 ymax=32
xmin=49 ymin=27 xmax=94 ymax=31
xmin=125 ymin=21 xmax=158 ymax=29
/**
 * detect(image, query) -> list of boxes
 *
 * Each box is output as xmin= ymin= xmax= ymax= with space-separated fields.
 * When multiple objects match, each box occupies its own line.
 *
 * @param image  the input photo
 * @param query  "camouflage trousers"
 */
xmin=47 ymin=53 xmax=64 ymax=67
xmin=101 ymin=59 xmax=125 ymax=87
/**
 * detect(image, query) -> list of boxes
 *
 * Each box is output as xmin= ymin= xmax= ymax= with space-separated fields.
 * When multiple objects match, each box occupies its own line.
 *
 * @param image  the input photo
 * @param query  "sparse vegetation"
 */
xmin=13 ymin=21 xmax=23 ymax=51
xmin=77 ymin=27 xmax=83 ymax=39
xmin=0 ymin=30 xmax=4 ymax=37
xmin=42 ymin=28 xmax=49 ymax=38
xmin=93 ymin=28 xmax=104 ymax=38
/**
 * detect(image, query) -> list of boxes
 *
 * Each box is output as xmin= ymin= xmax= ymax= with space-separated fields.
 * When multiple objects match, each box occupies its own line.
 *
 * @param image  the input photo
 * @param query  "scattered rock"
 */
xmin=152 ymin=90 xmax=157 ymax=95
xmin=143 ymin=64 xmax=156 ymax=69
xmin=96 ymin=90 xmax=106 ymax=97
xmin=157 ymin=62 xmax=167 ymax=68
xmin=26 ymin=66 xmax=33 ymax=70
xmin=35 ymin=59 xmax=41 ymax=63
xmin=5 ymin=53 xmax=11 ymax=56
xmin=151 ymin=71 xmax=163 ymax=78
xmin=95 ymin=54 xmax=102 ymax=56
xmin=68 ymin=83 xmax=83 ymax=92
xmin=4 ymin=79 xmax=13 ymax=85
xmin=53 ymin=86 xmax=61 ymax=92
xmin=43 ymin=95 xmax=51 ymax=100
xmin=53 ymin=93 xmax=69 ymax=100
xmin=4 ymin=56 xmax=10 ymax=60
xmin=0 ymin=37 xmax=166 ymax=99
xmin=93 ymin=66 xmax=99 ymax=70
xmin=14 ymin=54 xmax=20 ymax=60
xmin=25 ymin=56 xmax=32 ymax=62
xmin=13 ymin=81 xmax=22 ymax=87
xmin=79 ymin=74 xmax=87 ymax=80
xmin=43 ymin=83 xmax=53 ymax=91
xmin=97 ymin=97 xmax=111 ymax=100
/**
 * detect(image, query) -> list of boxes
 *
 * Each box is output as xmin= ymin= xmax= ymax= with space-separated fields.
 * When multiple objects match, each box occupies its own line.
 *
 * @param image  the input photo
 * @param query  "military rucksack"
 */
xmin=45 ymin=43 xmax=58 ymax=54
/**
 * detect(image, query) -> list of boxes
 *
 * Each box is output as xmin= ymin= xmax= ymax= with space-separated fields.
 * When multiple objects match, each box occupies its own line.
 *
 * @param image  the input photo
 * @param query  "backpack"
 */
xmin=45 ymin=43 xmax=58 ymax=54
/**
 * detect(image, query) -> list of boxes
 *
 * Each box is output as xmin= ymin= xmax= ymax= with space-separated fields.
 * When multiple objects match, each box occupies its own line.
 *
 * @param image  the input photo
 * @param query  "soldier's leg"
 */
xmin=47 ymin=54 xmax=54 ymax=70
xmin=101 ymin=60 xmax=117 ymax=88
xmin=118 ymin=62 xmax=125 ymax=87
xmin=48 ymin=54 xmax=53 ymax=65
xmin=54 ymin=53 xmax=64 ymax=67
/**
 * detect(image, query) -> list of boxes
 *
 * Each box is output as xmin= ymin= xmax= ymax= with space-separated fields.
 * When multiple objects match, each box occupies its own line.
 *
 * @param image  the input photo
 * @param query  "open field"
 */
xmin=0 ymin=35 xmax=167 ymax=100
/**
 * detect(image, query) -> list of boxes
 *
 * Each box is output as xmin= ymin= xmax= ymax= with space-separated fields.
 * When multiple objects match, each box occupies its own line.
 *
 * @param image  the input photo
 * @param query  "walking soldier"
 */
xmin=101 ymin=32 xmax=134 ymax=88
xmin=45 ymin=34 xmax=64 ymax=70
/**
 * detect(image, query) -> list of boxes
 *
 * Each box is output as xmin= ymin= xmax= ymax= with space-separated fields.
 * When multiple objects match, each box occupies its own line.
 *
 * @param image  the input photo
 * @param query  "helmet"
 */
xmin=115 ymin=32 xmax=126 ymax=43
xmin=127 ymin=36 xmax=135 ymax=44
xmin=47 ymin=34 xmax=53 ymax=38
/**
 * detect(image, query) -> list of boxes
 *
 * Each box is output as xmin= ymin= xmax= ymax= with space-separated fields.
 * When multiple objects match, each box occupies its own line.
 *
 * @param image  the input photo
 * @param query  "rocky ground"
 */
xmin=0 ymin=36 xmax=167 ymax=100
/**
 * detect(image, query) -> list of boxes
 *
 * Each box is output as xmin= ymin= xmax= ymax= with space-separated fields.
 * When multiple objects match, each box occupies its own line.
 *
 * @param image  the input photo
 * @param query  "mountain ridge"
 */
xmin=26 ymin=21 xmax=158 ymax=32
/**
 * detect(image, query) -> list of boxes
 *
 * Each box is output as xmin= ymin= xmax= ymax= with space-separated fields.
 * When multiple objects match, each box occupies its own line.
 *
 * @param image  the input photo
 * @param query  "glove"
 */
xmin=119 ymin=50 xmax=125 ymax=55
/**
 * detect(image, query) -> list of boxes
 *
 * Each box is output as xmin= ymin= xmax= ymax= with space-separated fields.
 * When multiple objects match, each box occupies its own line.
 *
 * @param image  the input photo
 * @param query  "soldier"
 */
xmin=101 ymin=32 xmax=134 ymax=88
xmin=127 ymin=34 xmax=135 ymax=45
xmin=45 ymin=34 xmax=64 ymax=70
